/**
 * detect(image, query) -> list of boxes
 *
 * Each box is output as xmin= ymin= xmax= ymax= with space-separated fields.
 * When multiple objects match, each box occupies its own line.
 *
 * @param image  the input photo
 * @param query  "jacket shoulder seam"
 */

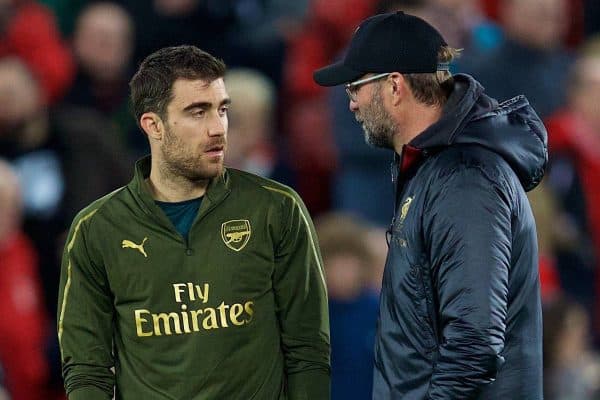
xmin=75 ymin=186 xmax=128 ymax=230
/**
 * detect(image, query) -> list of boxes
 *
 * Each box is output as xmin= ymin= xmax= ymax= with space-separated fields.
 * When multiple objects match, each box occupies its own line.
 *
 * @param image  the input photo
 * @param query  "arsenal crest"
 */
xmin=221 ymin=220 xmax=252 ymax=252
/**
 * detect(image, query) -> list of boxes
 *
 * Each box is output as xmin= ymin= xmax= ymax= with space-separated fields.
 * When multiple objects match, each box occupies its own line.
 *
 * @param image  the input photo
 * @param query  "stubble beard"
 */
xmin=356 ymin=85 xmax=397 ymax=149
xmin=160 ymin=123 xmax=225 ymax=182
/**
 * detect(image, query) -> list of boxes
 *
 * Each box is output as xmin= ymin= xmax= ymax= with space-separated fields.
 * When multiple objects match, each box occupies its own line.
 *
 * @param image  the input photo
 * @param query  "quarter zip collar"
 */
xmin=128 ymin=155 xmax=231 ymax=227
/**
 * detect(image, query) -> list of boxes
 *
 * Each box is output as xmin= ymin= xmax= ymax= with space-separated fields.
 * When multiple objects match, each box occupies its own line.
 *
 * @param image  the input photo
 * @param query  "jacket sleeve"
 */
xmin=272 ymin=189 xmax=330 ymax=400
xmin=57 ymin=210 xmax=114 ymax=400
xmin=424 ymin=166 xmax=511 ymax=399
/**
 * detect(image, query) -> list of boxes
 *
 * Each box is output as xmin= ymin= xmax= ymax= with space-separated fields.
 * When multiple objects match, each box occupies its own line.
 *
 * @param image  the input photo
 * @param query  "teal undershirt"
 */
xmin=155 ymin=197 xmax=203 ymax=238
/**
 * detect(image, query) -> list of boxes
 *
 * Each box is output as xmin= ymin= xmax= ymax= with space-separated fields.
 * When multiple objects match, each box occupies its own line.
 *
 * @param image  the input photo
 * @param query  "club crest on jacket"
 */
xmin=221 ymin=220 xmax=251 ymax=252
xmin=399 ymin=196 xmax=414 ymax=224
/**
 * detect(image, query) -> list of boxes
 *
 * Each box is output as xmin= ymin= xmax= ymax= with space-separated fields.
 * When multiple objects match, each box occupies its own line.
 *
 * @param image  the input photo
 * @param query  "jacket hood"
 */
xmin=410 ymin=74 xmax=548 ymax=191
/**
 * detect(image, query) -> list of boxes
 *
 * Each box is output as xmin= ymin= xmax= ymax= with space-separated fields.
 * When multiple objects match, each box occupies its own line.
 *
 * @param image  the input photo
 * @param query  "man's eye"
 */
xmin=219 ymin=106 xmax=229 ymax=115
xmin=193 ymin=110 xmax=205 ymax=117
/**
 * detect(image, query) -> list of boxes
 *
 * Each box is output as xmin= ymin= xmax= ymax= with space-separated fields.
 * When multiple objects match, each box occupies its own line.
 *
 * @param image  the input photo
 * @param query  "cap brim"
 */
xmin=313 ymin=61 xmax=363 ymax=87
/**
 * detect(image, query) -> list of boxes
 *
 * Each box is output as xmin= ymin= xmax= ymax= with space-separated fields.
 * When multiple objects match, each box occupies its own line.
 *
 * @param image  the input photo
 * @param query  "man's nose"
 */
xmin=349 ymin=99 xmax=359 ymax=113
xmin=208 ymin=114 xmax=226 ymax=136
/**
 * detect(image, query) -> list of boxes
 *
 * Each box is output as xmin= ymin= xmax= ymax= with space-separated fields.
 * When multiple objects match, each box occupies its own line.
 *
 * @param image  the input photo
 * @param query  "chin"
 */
xmin=193 ymin=163 xmax=224 ymax=180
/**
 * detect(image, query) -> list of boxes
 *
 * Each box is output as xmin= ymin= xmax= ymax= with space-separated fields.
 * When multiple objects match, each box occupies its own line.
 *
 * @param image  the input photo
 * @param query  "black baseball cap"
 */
xmin=313 ymin=11 xmax=447 ymax=87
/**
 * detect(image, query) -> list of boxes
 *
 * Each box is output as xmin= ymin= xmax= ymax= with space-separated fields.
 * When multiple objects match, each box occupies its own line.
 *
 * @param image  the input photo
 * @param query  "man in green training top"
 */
xmin=57 ymin=45 xmax=330 ymax=400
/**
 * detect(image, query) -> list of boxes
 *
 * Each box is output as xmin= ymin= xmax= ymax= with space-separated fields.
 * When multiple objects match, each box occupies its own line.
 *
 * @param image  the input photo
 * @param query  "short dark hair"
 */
xmin=129 ymin=45 xmax=226 ymax=127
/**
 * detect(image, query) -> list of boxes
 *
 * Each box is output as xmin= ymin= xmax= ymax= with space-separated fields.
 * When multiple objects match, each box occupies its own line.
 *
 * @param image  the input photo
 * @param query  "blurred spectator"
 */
xmin=457 ymin=0 xmax=573 ymax=118
xmin=64 ymin=1 xmax=144 ymax=154
xmin=527 ymin=180 xmax=568 ymax=302
xmin=224 ymin=68 xmax=294 ymax=185
xmin=544 ymin=297 xmax=600 ymax=399
xmin=285 ymin=0 xmax=375 ymax=99
xmin=0 ymin=384 xmax=8 ymax=400
xmin=0 ymin=57 xmax=131 ymax=316
xmin=225 ymin=0 xmax=309 ymax=86
xmin=393 ymin=0 xmax=502 ymax=53
xmin=38 ymin=0 xmax=89 ymax=36
xmin=120 ymin=0 xmax=300 ymax=86
xmin=230 ymin=0 xmax=308 ymax=49
xmin=0 ymin=0 xmax=74 ymax=104
xmin=53 ymin=105 xmax=133 ymax=220
xmin=316 ymin=212 xmax=379 ymax=400
xmin=0 ymin=57 xmax=61 ymax=221
xmin=545 ymin=45 xmax=600 ymax=335
xmin=0 ymin=158 xmax=50 ymax=400
xmin=365 ymin=226 xmax=387 ymax=293
xmin=0 ymin=56 xmax=68 ymax=319
xmin=480 ymin=0 xmax=584 ymax=48
xmin=120 ymin=0 xmax=234 ymax=65
xmin=69 ymin=2 xmax=133 ymax=114
xmin=283 ymin=0 xmax=376 ymax=213
xmin=0 ymin=55 xmax=130 ymax=398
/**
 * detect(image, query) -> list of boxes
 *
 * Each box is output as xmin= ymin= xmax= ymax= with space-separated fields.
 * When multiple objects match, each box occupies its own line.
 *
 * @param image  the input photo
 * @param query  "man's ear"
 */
xmin=140 ymin=112 xmax=164 ymax=141
xmin=389 ymin=73 xmax=407 ymax=106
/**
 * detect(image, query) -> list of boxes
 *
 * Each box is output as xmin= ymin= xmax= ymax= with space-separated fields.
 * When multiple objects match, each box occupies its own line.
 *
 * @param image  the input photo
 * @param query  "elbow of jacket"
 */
xmin=466 ymin=344 xmax=506 ymax=381
xmin=441 ymin=337 xmax=506 ymax=381
xmin=480 ymin=351 xmax=505 ymax=381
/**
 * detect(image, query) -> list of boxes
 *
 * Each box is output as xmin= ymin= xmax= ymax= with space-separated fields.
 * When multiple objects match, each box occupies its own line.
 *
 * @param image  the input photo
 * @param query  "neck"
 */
xmin=147 ymin=157 xmax=209 ymax=202
xmin=393 ymin=103 xmax=443 ymax=154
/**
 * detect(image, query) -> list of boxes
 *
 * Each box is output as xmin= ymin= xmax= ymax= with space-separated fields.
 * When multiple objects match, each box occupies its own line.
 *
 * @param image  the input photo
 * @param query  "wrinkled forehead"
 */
xmin=169 ymin=78 xmax=228 ymax=107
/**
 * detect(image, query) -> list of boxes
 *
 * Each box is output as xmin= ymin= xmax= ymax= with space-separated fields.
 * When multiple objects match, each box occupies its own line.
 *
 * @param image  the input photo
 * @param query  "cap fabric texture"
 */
xmin=313 ymin=11 xmax=447 ymax=86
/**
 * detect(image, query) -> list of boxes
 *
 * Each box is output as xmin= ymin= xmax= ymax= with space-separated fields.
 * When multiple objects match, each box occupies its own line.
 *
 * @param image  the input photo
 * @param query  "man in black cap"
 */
xmin=314 ymin=11 xmax=545 ymax=399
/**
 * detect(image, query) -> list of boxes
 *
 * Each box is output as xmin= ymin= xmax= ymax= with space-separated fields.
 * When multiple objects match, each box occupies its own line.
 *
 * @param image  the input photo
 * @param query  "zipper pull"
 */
xmin=390 ymin=159 xmax=398 ymax=184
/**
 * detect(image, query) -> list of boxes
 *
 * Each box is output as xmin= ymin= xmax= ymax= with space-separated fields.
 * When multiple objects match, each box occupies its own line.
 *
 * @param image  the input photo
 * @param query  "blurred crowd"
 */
xmin=0 ymin=0 xmax=599 ymax=398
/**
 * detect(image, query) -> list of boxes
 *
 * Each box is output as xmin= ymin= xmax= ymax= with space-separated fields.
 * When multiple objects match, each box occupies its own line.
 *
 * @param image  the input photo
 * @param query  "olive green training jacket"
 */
xmin=57 ymin=156 xmax=330 ymax=400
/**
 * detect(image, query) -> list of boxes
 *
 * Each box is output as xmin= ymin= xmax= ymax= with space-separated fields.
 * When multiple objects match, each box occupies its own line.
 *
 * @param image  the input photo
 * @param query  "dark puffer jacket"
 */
xmin=373 ymin=74 xmax=546 ymax=399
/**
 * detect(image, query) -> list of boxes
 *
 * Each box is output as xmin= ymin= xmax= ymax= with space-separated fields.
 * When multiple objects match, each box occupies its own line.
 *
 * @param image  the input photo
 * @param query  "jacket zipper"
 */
xmin=184 ymin=192 xmax=231 ymax=256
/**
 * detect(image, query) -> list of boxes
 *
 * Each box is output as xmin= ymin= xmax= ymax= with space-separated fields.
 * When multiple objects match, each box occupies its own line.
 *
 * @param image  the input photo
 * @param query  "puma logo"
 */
xmin=122 ymin=237 xmax=148 ymax=258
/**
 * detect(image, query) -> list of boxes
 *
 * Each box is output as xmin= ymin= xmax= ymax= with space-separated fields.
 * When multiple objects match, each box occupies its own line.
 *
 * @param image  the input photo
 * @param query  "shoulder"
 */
xmin=422 ymin=145 xmax=519 ymax=210
xmin=226 ymin=168 xmax=304 ymax=205
xmin=69 ymin=186 xmax=128 ymax=234
xmin=429 ymin=144 xmax=514 ymax=186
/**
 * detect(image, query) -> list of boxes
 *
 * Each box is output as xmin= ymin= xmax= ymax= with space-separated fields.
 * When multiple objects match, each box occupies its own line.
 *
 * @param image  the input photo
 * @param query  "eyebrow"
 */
xmin=183 ymin=98 xmax=231 ymax=112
